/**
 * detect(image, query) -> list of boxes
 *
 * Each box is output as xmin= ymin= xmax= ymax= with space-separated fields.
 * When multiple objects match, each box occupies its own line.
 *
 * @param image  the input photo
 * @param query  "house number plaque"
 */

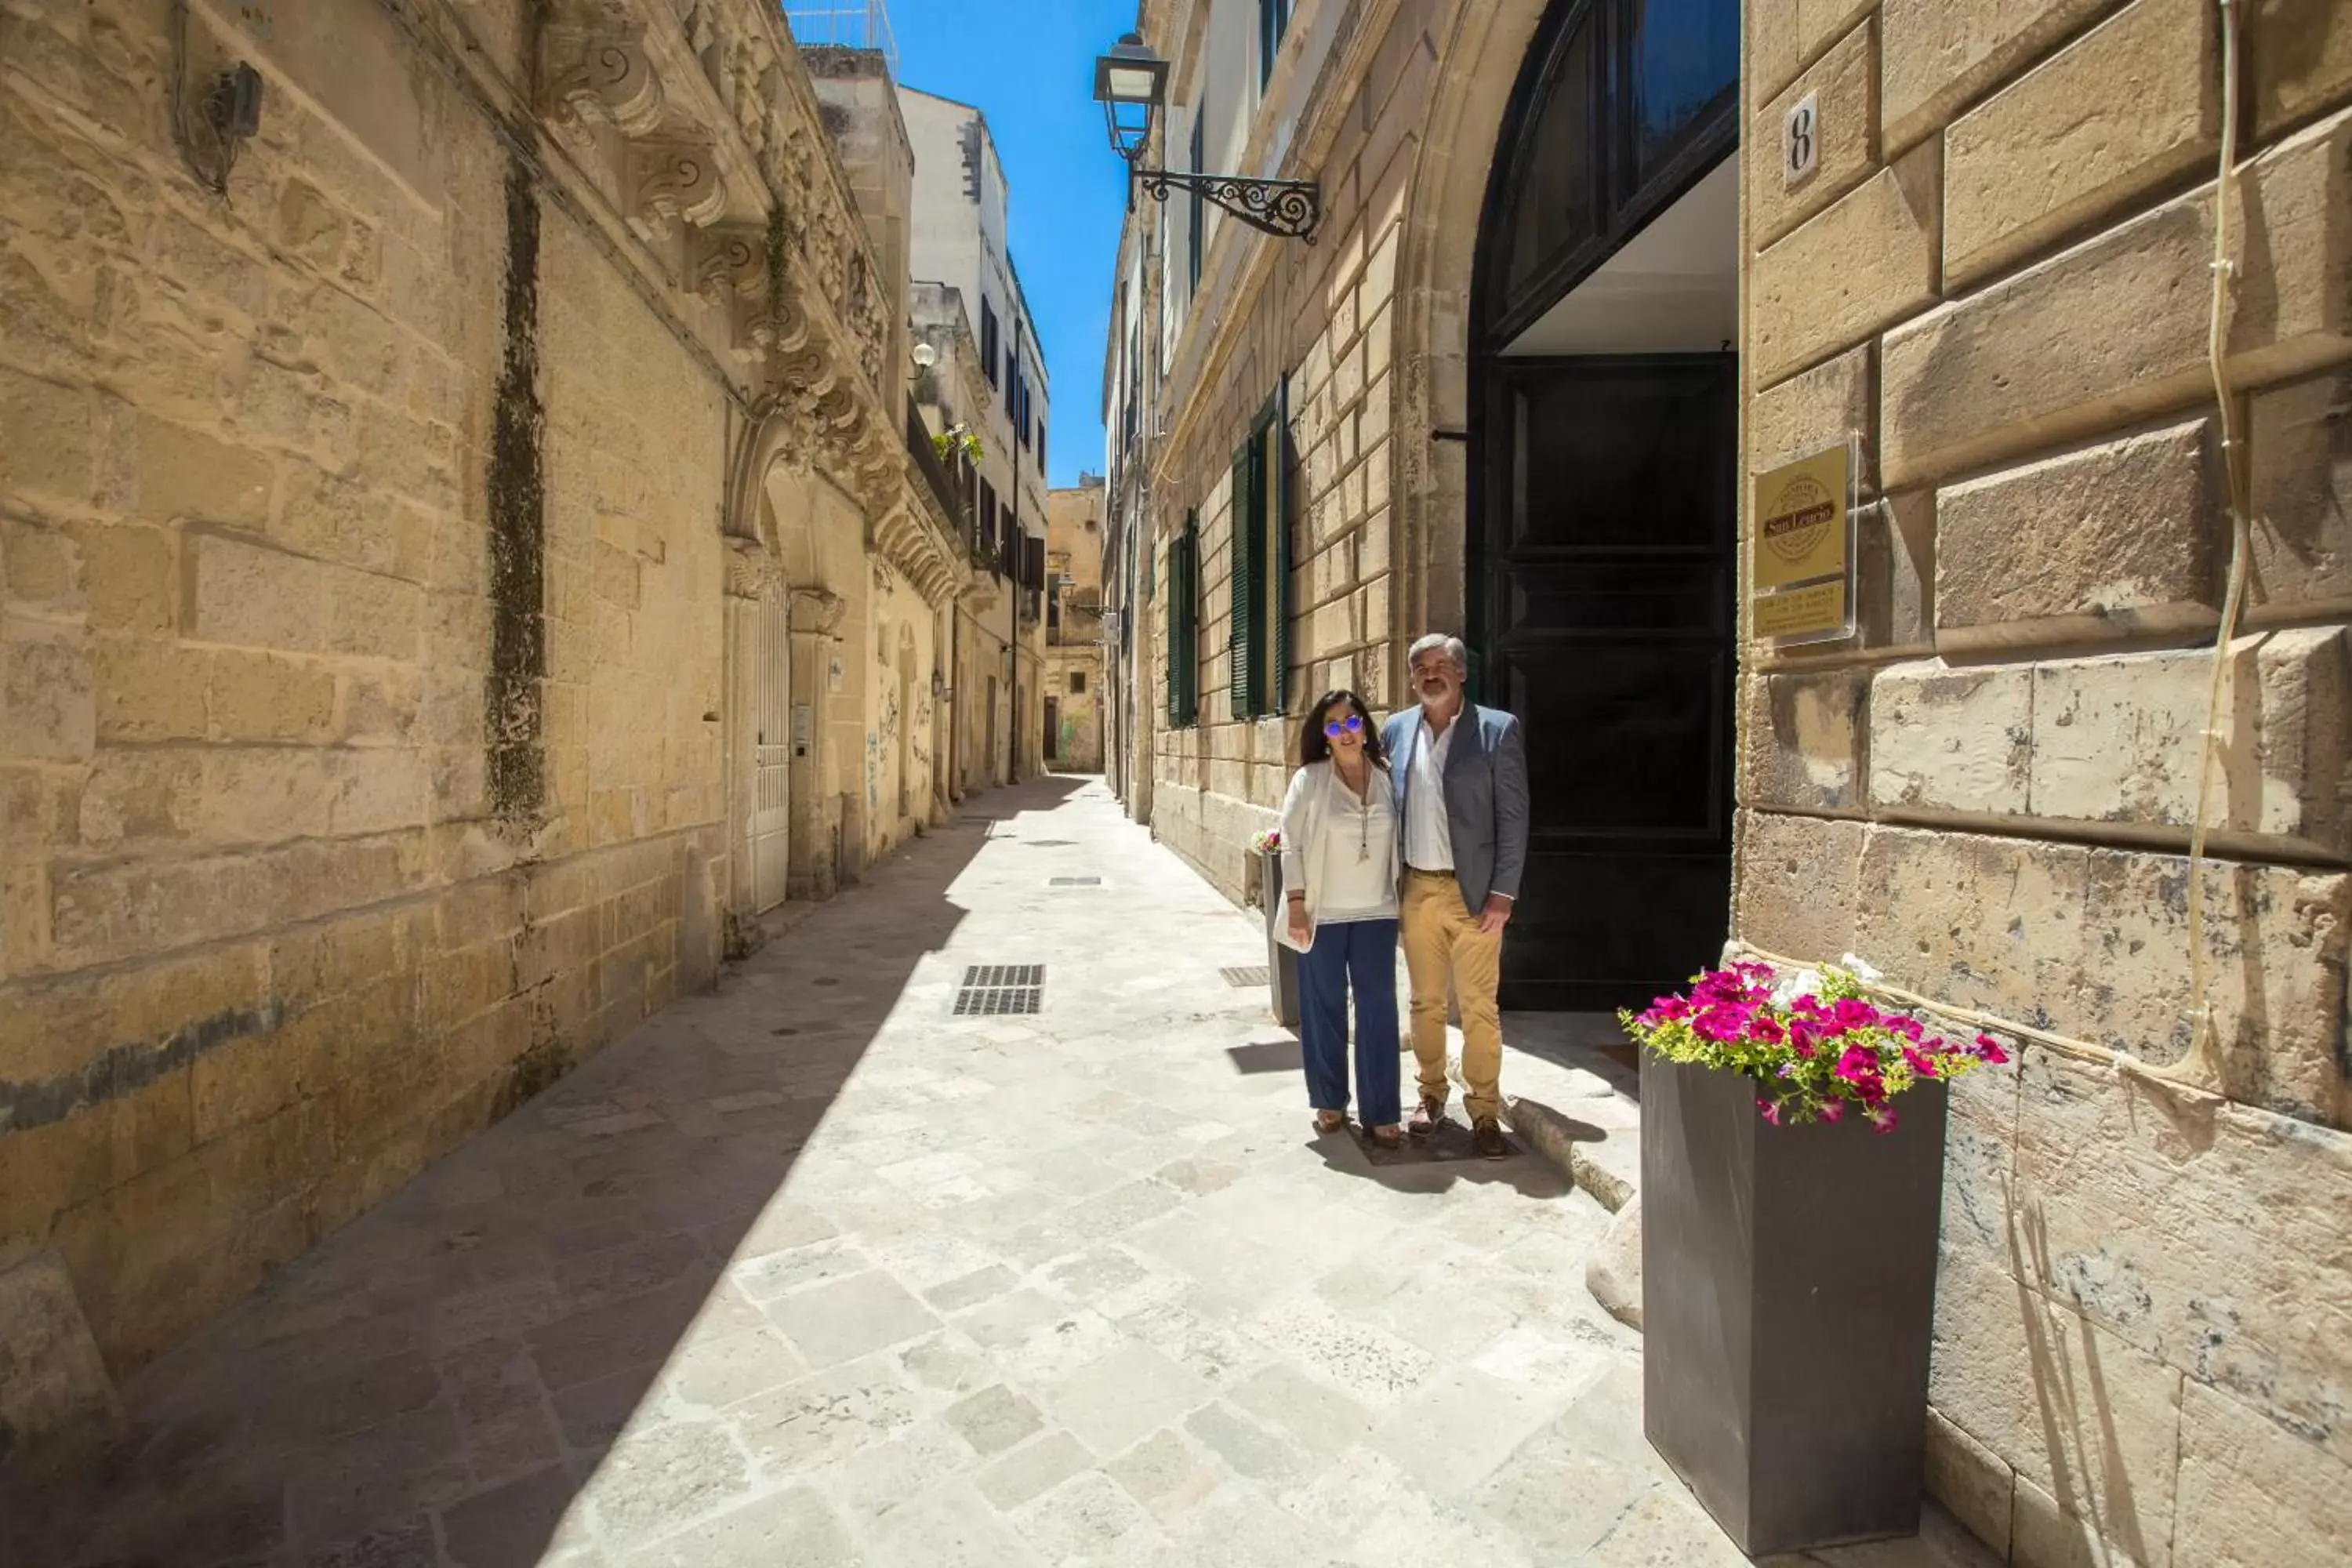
xmin=1784 ymin=92 xmax=1819 ymax=187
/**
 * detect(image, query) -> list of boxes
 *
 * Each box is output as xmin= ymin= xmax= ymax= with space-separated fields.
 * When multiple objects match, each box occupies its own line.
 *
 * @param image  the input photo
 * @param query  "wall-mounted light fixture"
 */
xmin=1091 ymin=33 xmax=1320 ymax=244
xmin=170 ymin=2 xmax=264 ymax=196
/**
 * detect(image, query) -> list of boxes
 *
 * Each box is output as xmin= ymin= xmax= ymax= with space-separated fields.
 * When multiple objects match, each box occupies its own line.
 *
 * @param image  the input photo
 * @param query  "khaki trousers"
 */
xmin=1399 ymin=868 xmax=1503 ymax=1121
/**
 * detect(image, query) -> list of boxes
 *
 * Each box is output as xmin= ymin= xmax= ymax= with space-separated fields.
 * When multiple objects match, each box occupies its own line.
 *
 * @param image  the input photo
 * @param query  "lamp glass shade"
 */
xmin=1091 ymin=35 xmax=1169 ymax=107
xmin=1104 ymin=64 xmax=1161 ymax=103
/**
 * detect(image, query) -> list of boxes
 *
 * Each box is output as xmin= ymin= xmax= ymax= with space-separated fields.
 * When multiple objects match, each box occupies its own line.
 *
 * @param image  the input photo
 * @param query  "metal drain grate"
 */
xmin=1221 ymin=965 xmax=1270 ymax=987
xmin=954 ymin=964 xmax=1044 ymax=1016
xmin=1048 ymin=876 xmax=1103 ymax=887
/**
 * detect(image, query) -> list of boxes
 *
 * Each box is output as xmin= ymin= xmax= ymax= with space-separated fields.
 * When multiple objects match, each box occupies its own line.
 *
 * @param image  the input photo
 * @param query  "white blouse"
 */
xmin=1309 ymin=766 xmax=1399 ymax=924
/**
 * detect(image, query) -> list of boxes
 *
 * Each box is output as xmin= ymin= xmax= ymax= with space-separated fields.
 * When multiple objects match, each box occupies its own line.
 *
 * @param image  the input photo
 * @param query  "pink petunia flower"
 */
xmin=1973 ymin=1033 xmax=2010 ymax=1065
xmin=1901 ymin=1047 xmax=1941 ymax=1079
xmin=1817 ymin=1098 xmax=1845 ymax=1123
xmin=1866 ymin=1103 xmax=1899 ymax=1134
xmin=1755 ymin=1096 xmax=1784 ymax=1126
xmin=1830 ymin=999 xmax=1882 ymax=1033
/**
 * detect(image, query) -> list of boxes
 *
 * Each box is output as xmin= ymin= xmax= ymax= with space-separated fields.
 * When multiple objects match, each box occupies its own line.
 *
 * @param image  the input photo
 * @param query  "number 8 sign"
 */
xmin=1784 ymin=92 xmax=1819 ymax=187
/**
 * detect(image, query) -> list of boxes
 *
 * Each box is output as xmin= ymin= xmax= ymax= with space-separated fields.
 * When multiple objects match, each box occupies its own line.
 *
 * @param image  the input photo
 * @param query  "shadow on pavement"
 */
xmin=1221 ymin=1038 xmax=1302 ymax=1076
xmin=4 ymin=777 xmax=1084 ymax=1568
xmin=1303 ymin=1120 xmax=1574 ymax=1203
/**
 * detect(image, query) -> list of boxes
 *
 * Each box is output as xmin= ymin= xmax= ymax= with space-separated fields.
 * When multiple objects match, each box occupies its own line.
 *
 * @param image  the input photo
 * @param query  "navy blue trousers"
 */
xmin=1297 ymin=916 xmax=1402 ymax=1127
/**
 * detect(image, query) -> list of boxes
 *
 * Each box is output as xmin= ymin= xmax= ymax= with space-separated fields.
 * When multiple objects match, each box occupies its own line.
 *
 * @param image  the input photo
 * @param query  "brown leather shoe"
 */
xmin=1473 ymin=1117 xmax=1508 ymax=1160
xmin=1407 ymin=1096 xmax=1445 ymax=1138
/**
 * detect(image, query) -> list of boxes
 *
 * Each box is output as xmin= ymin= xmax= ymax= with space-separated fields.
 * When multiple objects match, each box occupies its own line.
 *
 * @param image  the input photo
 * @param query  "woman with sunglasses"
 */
xmin=1277 ymin=689 xmax=1403 ymax=1147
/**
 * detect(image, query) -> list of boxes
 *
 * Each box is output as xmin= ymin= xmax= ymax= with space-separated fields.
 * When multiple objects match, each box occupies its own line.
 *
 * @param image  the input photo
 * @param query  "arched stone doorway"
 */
xmin=724 ymin=408 xmax=855 ymax=913
xmin=1403 ymin=0 xmax=1740 ymax=1011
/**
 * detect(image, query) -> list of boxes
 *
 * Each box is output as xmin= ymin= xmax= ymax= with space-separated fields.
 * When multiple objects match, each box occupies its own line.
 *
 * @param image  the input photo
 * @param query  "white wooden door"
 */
xmin=751 ymin=589 xmax=791 ymax=911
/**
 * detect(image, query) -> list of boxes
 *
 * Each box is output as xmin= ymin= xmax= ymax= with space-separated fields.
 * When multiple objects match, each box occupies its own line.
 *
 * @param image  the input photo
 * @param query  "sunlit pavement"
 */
xmin=6 ymin=777 xmax=1987 ymax=1567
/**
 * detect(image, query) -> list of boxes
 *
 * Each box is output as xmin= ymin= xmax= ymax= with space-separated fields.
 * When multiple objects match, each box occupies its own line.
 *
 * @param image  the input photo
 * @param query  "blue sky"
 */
xmin=884 ymin=0 xmax=1141 ymax=488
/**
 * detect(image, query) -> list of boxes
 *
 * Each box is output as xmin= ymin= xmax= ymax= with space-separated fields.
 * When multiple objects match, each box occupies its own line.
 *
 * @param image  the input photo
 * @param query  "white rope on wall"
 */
xmin=2138 ymin=0 xmax=2252 ymax=1094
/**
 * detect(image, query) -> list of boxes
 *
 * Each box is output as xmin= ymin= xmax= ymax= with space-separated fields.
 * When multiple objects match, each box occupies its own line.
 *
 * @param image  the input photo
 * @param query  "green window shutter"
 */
xmin=1165 ymin=531 xmax=1181 ymax=730
xmin=1229 ymin=450 xmax=1255 ymax=717
xmin=1182 ymin=515 xmax=1202 ymax=726
xmin=1271 ymin=378 xmax=1292 ymax=714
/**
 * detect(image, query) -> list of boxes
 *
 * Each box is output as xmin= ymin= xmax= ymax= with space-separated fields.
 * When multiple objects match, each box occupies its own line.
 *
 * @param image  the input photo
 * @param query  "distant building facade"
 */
xmin=902 ymin=89 xmax=1051 ymax=788
xmin=1045 ymin=477 xmax=1108 ymax=771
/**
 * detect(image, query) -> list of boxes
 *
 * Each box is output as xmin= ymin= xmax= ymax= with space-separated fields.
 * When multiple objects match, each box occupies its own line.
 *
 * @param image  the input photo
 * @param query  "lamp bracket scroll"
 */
xmin=1092 ymin=31 xmax=1320 ymax=245
xmin=1132 ymin=168 xmax=1320 ymax=244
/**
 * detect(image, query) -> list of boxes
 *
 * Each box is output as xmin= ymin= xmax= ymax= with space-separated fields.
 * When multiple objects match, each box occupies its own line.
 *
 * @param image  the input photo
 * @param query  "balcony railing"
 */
xmin=906 ymin=395 xmax=968 ymax=539
xmin=782 ymin=2 xmax=900 ymax=74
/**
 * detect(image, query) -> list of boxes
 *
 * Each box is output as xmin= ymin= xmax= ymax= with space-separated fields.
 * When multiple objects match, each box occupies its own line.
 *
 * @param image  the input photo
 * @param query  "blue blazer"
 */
xmin=1382 ymin=702 xmax=1530 ymax=916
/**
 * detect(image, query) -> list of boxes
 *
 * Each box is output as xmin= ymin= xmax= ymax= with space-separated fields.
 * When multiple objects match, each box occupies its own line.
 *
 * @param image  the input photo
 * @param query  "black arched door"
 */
xmin=1469 ymin=0 xmax=1740 ymax=1012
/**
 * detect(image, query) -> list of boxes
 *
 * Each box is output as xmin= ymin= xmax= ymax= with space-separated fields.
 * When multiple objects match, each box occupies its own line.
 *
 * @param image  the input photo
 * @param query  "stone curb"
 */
xmin=1441 ymin=1056 xmax=1641 ymax=1214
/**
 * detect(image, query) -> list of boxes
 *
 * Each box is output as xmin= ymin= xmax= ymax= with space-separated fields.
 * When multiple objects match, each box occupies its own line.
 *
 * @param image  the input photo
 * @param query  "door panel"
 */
xmin=750 ymin=589 xmax=791 ymax=913
xmin=1483 ymin=354 xmax=1736 ymax=1012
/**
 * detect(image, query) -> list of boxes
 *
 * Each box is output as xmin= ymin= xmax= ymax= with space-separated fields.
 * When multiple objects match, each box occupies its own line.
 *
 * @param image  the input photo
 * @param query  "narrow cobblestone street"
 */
xmin=7 ymin=779 xmax=1980 ymax=1568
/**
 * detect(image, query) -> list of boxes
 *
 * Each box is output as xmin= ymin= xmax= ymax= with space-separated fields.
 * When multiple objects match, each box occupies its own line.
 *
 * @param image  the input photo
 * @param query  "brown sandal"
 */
xmin=1314 ymin=1109 xmax=1348 ymax=1135
xmin=1367 ymin=1124 xmax=1404 ymax=1150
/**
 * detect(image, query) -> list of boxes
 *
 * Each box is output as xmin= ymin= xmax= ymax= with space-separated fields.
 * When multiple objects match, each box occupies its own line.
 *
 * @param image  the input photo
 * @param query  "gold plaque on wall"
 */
xmin=1751 ymin=441 xmax=1856 ymax=644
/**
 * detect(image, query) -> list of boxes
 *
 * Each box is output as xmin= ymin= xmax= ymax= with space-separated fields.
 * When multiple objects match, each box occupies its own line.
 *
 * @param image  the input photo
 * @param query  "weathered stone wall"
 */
xmin=1145 ymin=0 xmax=1425 ymax=903
xmin=0 ymin=0 xmax=760 ymax=1381
xmin=866 ymin=566 xmax=940 ymax=856
xmin=1740 ymin=2 xmax=2352 ymax=1559
xmin=1044 ymin=647 xmax=1105 ymax=770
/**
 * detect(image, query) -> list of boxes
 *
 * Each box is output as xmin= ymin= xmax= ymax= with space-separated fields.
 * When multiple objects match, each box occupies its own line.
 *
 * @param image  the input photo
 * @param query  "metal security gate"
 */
xmin=751 ymin=587 xmax=792 ymax=913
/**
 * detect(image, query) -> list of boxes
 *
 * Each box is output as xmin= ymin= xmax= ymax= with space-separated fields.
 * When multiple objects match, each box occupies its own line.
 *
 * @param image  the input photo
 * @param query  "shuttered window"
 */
xmin=1166 ymin=513 xmax=1200 ymax=728
xmin=1226 ymin=382 xmax=1292 ymax=720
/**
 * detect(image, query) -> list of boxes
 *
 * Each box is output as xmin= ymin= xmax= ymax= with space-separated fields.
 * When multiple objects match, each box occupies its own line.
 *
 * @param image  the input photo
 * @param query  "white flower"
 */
xmin=1769 ymin=967 xmax=1823 ymax=1008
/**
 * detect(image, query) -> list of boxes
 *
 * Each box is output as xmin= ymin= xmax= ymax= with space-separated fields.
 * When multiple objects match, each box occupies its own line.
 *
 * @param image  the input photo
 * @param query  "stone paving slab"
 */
xmin=3 ymin=778 xmax=1988 ymax=1568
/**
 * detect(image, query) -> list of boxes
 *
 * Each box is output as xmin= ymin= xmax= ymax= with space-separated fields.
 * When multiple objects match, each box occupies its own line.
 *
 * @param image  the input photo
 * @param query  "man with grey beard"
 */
xmin=1380 ymin=633 xmax=1530 ymax=1158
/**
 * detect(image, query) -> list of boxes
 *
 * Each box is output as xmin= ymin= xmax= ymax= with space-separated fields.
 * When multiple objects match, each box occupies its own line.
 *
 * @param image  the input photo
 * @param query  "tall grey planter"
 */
xmin=1260 ymin=849 xmax=1301 ymax=1028
xmin=1640 ymin=1054 xmax=1949 ymax=1556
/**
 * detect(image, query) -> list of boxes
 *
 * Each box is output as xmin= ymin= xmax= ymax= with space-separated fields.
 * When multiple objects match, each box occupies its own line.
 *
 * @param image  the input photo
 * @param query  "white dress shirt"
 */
xmin=1404 ymin=711 xmax=1457 ymax=870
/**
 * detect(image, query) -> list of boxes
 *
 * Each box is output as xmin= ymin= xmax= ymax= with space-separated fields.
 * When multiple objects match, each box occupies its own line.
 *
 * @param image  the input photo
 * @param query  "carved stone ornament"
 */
xmin=542 ymin=23 xmax=665 ymax=147
xmin=765 ymin=285 xmax=811 ymax=357
xmin=788 ymin=586 xmax=848 ymax=634
xmin=688 ymin=223 xmax=767 ymax=306
xmin=626 ymin=140 xmax=728 ymax=243
xmin=724 ymin=536 xmax=782 ymax=600
xmin=778 ymin=344 xmax=837 ymax=411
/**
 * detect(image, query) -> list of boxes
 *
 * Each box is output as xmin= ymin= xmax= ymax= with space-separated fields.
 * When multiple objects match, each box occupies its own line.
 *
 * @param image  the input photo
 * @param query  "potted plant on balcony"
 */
xmin=1618 ymin=956 xmax=2011 ymax=1555
xmin=1252 ymin=826 xmax=1300 ymax=1027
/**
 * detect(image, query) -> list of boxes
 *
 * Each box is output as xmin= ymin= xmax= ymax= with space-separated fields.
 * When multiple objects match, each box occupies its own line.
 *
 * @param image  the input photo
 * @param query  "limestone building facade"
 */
xmin=1100 ymin=0 xmax=2352 ymax=1560
xmin=0 ymin=0 xmax=992 ymax=1420
xmin=902 ymin=88 xmax=1051 ymax=789
xmin=1046 ymin=475 xmax=1107 ymax=771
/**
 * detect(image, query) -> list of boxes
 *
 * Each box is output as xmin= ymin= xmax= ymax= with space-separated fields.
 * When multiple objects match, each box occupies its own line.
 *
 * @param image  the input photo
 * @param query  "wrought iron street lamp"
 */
xmin=1091 ymin=33 xmax=1321 ymax=244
